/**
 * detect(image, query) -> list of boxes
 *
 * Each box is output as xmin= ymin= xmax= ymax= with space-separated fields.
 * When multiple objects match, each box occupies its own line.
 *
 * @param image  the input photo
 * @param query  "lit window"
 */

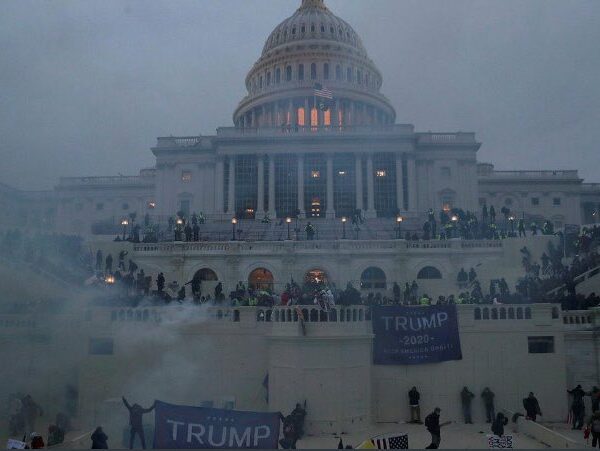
xmin=311 ymin=171 xmax=321 ymax=178
xmin=147 ymin=202 xmax=156 ymax=209
xmin=181 ymin=171 xmax=192 ymax=182
xmin=297 ymin=107 xmax=306 ymax=126
xmin=311 ymin=107 xmax=318 ymax=127
xmin=553 ymin=197 xmax=561 ymax=206
xmin=338 ymin=171 xmax=346 ymax=176
xmin=324 ymin=109 xmax=331 ymax=126
xmin=376 ymin=170 xmax=387 ymax=177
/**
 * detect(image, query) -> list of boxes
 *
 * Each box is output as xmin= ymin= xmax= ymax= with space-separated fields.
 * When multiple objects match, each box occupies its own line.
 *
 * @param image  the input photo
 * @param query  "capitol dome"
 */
xmin=233 ymin=0 xmax=396 ymax=129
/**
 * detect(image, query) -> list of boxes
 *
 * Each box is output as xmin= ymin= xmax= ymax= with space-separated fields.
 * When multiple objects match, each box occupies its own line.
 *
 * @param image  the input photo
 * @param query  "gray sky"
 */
xmin=1 ymin=0 xmax=599 ymax=190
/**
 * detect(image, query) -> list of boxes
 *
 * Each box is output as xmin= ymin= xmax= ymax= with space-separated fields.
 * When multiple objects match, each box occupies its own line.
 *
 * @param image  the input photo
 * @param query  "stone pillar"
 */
xmin=257 ymin=155 xmax=265 ymax=217
xmin=366 ymin=154 xmax=375 ymax=217
xmin=355 ymin=154 xmax=364 ymax=211
xmin=228 ymin=156 xmax=236 ymax=215
xmin=215 ymin=158 xmax=225 ymax=216
xmin=395 ymin=153 xmax=405 ymax=213
xmin=268 ymin=155 xmax=276 ymax=217
xmin=274 ymin=102 xmax=280 ymax=127
xmin=297 ymin=154 xmax=305 ymax=217
xmin=304 ymin=98 xmax=310 ymax=127
xmin=407 ymin=156 xmax=418 ymax=212
xmin=350 ymin=102 xmax=356 ymax=126
xmin=326 ymin=155 xmax=335 ymax=218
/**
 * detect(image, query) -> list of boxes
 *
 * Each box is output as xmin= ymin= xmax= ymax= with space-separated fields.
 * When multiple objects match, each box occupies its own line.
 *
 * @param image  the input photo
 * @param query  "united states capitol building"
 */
xmin=3 ymin=1 xmax=600 ymax=445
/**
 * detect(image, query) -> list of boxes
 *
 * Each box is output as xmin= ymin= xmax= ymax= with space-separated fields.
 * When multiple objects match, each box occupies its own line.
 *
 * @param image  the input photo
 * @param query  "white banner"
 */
xmin=6 ymin=439 xmax=27 ymax=449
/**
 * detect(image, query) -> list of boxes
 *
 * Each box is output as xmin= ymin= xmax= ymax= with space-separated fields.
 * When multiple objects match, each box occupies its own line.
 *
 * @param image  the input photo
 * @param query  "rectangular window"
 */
xmin=528 ymin=336 xmax=555 ymax=354
xmin=181 ymin=171 xmax=192 ymax=182
xmin=373 ymin=153 xmax=397 ymax=218
xmin=298 ymin=64 xmax=304 ymax=81
xmin=553 ymin=197 xmax=561 ymax=206
xmin=96 ymin=203 xmax=104 ymax=211
xmin=89 ymin=338 xmax=114 ymax=355
xmin=531 ymin=197 xmax=540 ymax=206
xmin=179 ymin=200 xmax=190 ymax=216
xmin=305 ymin=154 xmax=326 ymax=217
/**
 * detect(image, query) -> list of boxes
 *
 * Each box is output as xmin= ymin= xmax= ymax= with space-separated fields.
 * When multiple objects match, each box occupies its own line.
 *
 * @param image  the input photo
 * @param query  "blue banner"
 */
xmin=153 ymin=401 xmax=280 ymax=449
xmin=372 ymin=305 xmax=462 ymax=365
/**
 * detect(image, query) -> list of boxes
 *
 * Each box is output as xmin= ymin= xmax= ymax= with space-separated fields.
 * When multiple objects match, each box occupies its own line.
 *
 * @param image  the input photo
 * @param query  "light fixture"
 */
xmin=376 ymin=170 xmax=386 ymax=177
xmin=232 ymin=218 xmax=238 ymax=225
xmin=396 ymin=216 xmax=403 ymax=223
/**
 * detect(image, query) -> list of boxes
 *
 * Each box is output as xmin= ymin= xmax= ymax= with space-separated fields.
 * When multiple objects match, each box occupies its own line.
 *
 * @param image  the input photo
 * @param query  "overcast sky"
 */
xmin=1 ymin=0 xmax=599 ymax=190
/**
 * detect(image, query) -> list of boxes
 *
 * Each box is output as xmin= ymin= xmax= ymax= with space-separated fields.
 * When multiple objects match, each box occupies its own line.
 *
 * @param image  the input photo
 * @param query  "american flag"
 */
xmin=363 ymin=433 xmax=409 ymax=449
xmin=314 ymin=83 xmax=333 ymax=99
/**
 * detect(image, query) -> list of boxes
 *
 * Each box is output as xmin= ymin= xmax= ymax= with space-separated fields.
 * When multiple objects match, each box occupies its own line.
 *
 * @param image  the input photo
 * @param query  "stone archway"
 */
xmin=304 ymin=269 xmax=329 ymax=289
xmin=192 ymin=268 xmax=219 ymax=298
xmin=248 ymin=268 xmax=274 ymax=291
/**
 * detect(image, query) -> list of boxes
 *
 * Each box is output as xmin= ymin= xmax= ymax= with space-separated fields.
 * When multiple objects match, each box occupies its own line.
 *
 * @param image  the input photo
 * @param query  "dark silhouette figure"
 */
xmin=91 ymin=426 xmax=108 ymax=449
xmin=523 ymin=392 xmax=541 ymax=422
xmin=95 ymin=250 xmax=103 ymax=271
xmin=461 ymin=387 xmax=475 ymax=424
xmin=425 ymin=407 xmax=442 ymax=449
xmin=157 ymin=273 xmax=165 ymax=293
xmin=105 ymin=254 xmax=113 ymax=273
xmin=481 ymin=387 xmax=496 ymax=423
xmin=491 ymin=413 xmax=508 ymax=437
xmin=568 ymin=385 xmax=586 ymax=429
xmin=408 ymin=386 xmax=422 ymax=423
xmin=122 ymin=397 xmax=155 ymax=449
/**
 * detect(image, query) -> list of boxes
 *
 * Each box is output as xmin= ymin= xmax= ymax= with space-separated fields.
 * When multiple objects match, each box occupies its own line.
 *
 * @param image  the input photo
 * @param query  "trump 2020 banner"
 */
xmin=153 ymin=401 xmax=280 ymax=449
xmin=372 ymin=305 xmax=462 ymax=365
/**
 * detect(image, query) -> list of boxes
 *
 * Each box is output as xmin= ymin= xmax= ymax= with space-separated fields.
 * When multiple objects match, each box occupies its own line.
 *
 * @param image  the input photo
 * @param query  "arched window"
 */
xmin=275 ymin=68 xmax=281 ymax=84
xmin=347 ymin=67 xmax=353 ymax=82
xmin=360 ymin=267 xmax=387 ymax=289
xmin=508 ymin=307 xmax=515 ymax=319
xmin=266 ymin=72 xmax=271 ymax=86
xmin=311 ymin=63 xmax=317 ymax=80
xmin=474 ymin=308 xmax=481 ymax=320
xmin=195 ymin=268 xmax=218 ymax=281
xmin=357 ymin=69 xmax=362 ymax=84
xmin=417 ymin=266 xmax=442 ymax=280
xmin=259 ymin=76 xmax=263 ymax=89
xmin=483 ymin=308 xmax=489 ymax=320
xmin=301 ymin=25 xmax=306 ymax=33
xmin=286 ymin=65 xmax=292 ymax=81
xmin=336 ymin=65 xmax=342 ymax=80
xmin=310 ymin=24 xmax=315 ymax=32
xmin=525 ymin=307 xmax=532 ymax=319
xmin=324 ymin=63 xmax=330 ymax=80
xmin=298 ymin=64 xmax=304 ymax=81
xmin=248 ymin=268 xmax=274 ymax=291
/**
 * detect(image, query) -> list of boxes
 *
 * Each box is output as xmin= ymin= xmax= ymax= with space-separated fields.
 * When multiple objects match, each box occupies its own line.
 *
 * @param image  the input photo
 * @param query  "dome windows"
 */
xmin=266 ymin=72 xmax=271 ymax=86
xmin=298 ymin=64 xmax=304 ymax=80
xmin=311 ymin=24 xmax=315 ymax=32
xmin=335 ymin=65 xmax=341 ymax=80
xmin=347 ymin=67 xmax=353 ymax=82
xmin=301 ymin=25 xmax=306 ymax=33
xmin=311 ymin=63 xmax=317 ymax=80
xmin=357 ymin=69 xmax=362 ymax=84
xmin=324 ymin=63 xmax=330 ymax=80
xmin=275 ymin=68 xmax=281 ymax=84
xmin=330 ymin=26 xmax=335 ymax=34
xmin=292 ymin=27 xmax=297 ymax=35
xmin=286 ymin=65 xmax=292 ymax=82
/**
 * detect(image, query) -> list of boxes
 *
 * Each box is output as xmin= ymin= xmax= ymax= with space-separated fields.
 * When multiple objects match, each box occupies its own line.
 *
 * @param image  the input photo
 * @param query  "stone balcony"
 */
xmin=478 ymin=169 xmax=581 ymax=180
xmin=57 ymin=175 xmax=154 ymax=188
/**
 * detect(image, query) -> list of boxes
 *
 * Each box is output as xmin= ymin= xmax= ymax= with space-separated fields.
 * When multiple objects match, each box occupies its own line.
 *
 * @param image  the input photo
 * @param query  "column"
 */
xmin=215 ymin=158 xmax=225 ymax=215
xmin=297 ymin=154 xmax=305 ymax=217
xmin=366 ymin=154 xmax=375 ymax=217
xmin=395 ymin=153 xmax=405 ymax=213
xmin=268 ymin=155 xmax=276 ymax=217
xmin=407 ymin=156 xmax=418 ymax=212
xmin=326 ymin=154 xmax=335 ymax=218
xmin=251 ymin=109 xmax=256 ymax=128
xmin=350 ymin=101 xmax=355 ymax=126
xmin=228 ymin=156 xmax=236 ymax=215
xmin=355 ymin=154 xmax=364 ymax=211
xmin=304 ymin=98 xmax=310 ymax=127
xmin=257 ymin=155 xmax=265 ymax=217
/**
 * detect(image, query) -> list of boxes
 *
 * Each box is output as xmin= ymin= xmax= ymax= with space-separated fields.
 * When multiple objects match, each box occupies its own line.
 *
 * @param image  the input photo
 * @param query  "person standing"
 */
xmin=408 ymin=387 xmax=422 ymax=423
xmin=588 ymin=411 xmax=600 ymax=448
xmin=523 ymin=392 xmax=541 ymax=422
xmin=156 ymin=273 xmax=165 ymax=293
xmin=589 ymin=386 xmax=600 ymax=414
xmin=425 ymin=407 xmax=442 ymax=449
xmin=481 ymin=387 xmax=496 ymax=423
xmin=461 ymin=387 xmax=475 ymax=424
xmin=491 ymin=413 xmax=508 ymax=437
xmin=91 ymin=426 xmax=109 ymax=449
xmin=568 ymin=385 xmax=586 ymax=430
xmin=122 ymin=397 xmax=155 ymax=449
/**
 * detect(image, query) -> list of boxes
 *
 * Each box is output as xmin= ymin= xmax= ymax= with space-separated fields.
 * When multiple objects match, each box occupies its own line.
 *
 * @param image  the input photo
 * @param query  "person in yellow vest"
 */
xmin=419 ymin=295 xmax=431 ymax=306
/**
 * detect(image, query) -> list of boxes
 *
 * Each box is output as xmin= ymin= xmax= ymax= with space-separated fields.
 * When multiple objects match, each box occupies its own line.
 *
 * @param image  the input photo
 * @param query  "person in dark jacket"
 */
xmin=30 ymin=432 xmax=44 ymax=449
xmin=589 ymin=386 xmax=600 ymax=414
xmin=588 ymin=411 xmax=600 ymax=448
xmin=408 ymin=387 xmax=422 ymax=423
xmin=523 ymin=392 xmax=541 ymax=422
xmin=425 ymin=408 xmax=442 ymax=449
xmin=91 ymin=426 xmax=108 ymax=449
xmin=122 ymin=397 xmax=155 ymax=449
xmin=491 ymin=413 xmax=508 ymax=437
xmin=568 ymin=385 xmax=586 ymax=429
xmin=481 ymin=387 xmax=496 ymax=423
xmin=461 ymin=387 xmax=475 ymax=424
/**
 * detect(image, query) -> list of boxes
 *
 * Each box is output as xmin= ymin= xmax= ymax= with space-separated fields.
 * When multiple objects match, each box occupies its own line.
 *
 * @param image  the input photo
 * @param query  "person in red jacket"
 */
xmin=30 ymin=432 xmax=44 ymax=449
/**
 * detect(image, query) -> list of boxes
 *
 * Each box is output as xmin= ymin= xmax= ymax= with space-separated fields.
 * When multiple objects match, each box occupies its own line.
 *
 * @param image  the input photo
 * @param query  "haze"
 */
xmin=1 ymin=0 xmax=599 ymax=190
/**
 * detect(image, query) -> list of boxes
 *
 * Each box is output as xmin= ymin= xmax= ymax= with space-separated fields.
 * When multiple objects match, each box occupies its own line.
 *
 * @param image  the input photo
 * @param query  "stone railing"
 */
xmin=216 ymin=124 xmax=414 ymax=138
xmin=132 ymin=239 xmax=505 ymax=254
xmin=267 ymin=306 xmax=370 ymax=323
xmin=58 ymin=176 xmax=153 ymax=187
xmin=416 ymin=132 xmax=478 ymax=145
xmin=155 ymin=136 xmax=203 ymax=148
xmin=562 ymin=310 xmax=594 ymax=328
xmin=481 ymin=170 xmax=580 ymax=179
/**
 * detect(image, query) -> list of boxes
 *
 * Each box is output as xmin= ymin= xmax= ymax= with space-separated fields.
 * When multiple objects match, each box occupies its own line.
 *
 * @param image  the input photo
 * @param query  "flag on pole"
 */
xmin=314 ymin=83 xmax=333 ymax=99
xmin=357 ymin=433 xmax=409 ymax=449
